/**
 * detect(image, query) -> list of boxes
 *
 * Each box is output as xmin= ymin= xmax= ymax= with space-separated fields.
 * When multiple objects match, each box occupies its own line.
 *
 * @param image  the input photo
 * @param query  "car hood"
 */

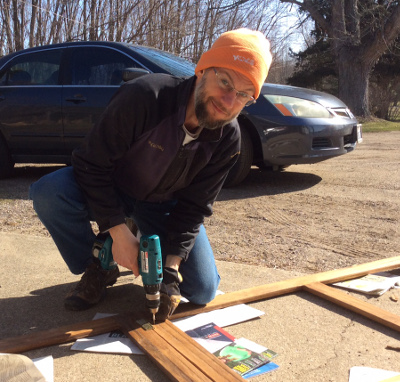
xmin=261 ymin=83 xmax=347 ymax=109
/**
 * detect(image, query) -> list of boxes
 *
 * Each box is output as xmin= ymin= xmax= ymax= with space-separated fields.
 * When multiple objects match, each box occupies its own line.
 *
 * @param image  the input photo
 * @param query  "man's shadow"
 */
xmin=0 ymin=271 xmax=146 ymax=339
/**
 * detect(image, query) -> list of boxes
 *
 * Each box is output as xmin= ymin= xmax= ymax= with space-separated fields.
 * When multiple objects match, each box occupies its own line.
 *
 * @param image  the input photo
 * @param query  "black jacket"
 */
xmin=72 ymin=73 xmax=240 ymax=260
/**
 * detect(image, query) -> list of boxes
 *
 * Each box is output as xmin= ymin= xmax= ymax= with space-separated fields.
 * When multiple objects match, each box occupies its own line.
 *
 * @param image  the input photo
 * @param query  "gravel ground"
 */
xmin=0 ymin=131 xmax=399 ymax=274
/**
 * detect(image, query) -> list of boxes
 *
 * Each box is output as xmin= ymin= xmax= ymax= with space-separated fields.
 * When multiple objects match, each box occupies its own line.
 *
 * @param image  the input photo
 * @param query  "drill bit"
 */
xmin=145 ymin=290 xmax=160 ymax=325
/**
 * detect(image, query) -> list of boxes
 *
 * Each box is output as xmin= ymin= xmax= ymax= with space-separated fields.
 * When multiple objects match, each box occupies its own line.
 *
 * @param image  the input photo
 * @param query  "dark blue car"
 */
xmin=0 ymin=41 xmax=362 ymax=186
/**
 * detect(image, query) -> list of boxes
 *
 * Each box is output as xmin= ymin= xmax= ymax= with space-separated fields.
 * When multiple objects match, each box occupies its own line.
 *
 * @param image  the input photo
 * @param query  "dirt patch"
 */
xmin=0 ymin=132 xmax=399 ymax=273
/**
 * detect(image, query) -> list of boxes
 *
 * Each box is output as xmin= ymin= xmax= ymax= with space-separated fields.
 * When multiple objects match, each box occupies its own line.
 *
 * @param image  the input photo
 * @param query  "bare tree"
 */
xmin=1 ymin=0 xmax=14 ymax=53
xmin=0 ymin=0 xmax=296 ymax=90
xmin=280 ymin=0 xmax=400 ymax=117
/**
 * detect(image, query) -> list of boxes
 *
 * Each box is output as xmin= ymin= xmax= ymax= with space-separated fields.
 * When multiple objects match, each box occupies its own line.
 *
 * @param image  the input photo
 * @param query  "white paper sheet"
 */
xmin=172 ymin=304 xmax=265 ymax=332
xmin=71 ymin=313 xmax=144 ymax=354
xmin=349 ymin=366 xmax=400 ymax=382
xmin=33 ymin=356 xmax=54 ymax=382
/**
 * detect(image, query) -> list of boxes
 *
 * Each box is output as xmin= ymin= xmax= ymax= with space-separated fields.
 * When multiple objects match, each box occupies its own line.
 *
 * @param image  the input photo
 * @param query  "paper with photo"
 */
xmin=0 ymin=353 xmax=53 ymax=382
xmin=185 ymin=322 xmax=235 ymax=353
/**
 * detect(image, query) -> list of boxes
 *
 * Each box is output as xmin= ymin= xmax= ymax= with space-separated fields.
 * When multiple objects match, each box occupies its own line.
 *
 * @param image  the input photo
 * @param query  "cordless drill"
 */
xmin=93 ymin=233 xmax=163 ymax=323
xmin=138 ymin=235 xmax=163 ymax=323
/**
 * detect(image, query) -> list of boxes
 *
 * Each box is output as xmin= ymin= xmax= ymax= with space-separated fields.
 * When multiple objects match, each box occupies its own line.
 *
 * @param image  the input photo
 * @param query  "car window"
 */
xmin=131 ymin=46 xmax=195 ymax=77
xmin=0 ymin=49 xmax=62 ymax=86
xmin=70 ymin=47 xmax=142 ymax=86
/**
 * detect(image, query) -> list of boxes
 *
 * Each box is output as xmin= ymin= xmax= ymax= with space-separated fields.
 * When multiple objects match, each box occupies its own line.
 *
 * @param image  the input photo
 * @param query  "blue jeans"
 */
xmin=29 ymin=167 xmax=220 ymax=305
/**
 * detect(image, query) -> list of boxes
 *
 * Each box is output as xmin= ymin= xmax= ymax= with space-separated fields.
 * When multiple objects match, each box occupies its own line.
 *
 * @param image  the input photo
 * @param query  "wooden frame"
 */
xmin=1 ymin=256 xmax=399 ymax=381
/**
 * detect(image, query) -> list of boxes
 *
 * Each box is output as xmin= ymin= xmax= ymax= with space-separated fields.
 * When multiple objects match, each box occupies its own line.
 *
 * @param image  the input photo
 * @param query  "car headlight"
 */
xmin=264 ymin=95 xmax=333 ymax=118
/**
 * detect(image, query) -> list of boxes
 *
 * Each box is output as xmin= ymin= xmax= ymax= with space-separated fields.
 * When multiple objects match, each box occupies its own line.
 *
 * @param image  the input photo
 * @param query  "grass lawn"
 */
xmin=361 ymin=119 xmax=400 ymax=132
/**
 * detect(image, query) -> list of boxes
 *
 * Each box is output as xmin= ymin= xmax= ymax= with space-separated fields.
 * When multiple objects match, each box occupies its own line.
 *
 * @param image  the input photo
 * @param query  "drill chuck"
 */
xmin=143 ymin=284 xmax=161 ymax=314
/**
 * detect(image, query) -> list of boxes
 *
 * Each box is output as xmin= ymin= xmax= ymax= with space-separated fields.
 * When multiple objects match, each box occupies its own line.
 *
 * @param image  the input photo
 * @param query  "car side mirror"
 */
xmin=122 ymin=68 xmax=150 ymax=82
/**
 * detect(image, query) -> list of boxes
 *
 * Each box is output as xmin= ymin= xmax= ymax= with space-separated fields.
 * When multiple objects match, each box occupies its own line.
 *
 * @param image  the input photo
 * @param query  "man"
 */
xmin=29 ymin=28 xmax=272 ymax=320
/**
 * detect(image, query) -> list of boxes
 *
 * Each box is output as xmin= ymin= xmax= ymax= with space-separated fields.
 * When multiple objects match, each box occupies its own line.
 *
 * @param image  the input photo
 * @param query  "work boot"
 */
xmin=64 ymin=258 xmax=120 ymax=311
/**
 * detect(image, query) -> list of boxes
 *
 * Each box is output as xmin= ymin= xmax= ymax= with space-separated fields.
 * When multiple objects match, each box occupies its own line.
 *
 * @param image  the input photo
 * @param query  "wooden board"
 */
xmin=119 ymin=317 xmax=242 ymax=382
xmin=0 ymin=315 xmax=120 ymax=354
xmin=0 ymin=256 xmax=399 ymax=381
xmin=173 ymin=255 xmax=400 ymax=319
xmin=303 ymin=282 xmax=400 ymax=332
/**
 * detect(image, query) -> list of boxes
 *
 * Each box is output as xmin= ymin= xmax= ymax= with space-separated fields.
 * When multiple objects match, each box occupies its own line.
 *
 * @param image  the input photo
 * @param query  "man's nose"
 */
xmin=220 ymin=90 xmax=236 ymax=107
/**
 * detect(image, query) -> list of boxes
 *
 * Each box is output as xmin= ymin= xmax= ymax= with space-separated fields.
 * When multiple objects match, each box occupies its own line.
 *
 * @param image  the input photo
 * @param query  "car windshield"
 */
xmin=130 ymin=46 xmax=195 ymax=77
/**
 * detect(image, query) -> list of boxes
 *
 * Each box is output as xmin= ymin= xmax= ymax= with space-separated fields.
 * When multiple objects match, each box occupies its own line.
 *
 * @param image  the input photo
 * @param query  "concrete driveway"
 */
xmin=1 ymin=231 xmax=399 ymax=381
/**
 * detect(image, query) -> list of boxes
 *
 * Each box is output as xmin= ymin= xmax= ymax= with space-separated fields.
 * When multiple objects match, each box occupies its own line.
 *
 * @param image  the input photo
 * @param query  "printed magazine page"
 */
xmin=213 ymin=337 xmax=277 ymax=377
xmin=185 ymin=322 xmax=235 ymax=353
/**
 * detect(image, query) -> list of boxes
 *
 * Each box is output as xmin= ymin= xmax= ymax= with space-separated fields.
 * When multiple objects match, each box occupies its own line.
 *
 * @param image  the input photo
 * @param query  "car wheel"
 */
xmin=0 ymin=135 xmax=14 ymax=179
xmin=224 ymin=126 xmax=253 ymax=187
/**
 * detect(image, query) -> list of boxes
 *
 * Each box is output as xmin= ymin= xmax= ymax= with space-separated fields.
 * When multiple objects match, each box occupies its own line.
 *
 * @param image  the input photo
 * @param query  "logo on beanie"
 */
xmin=233 ymin=55 xmax=255 ymax=66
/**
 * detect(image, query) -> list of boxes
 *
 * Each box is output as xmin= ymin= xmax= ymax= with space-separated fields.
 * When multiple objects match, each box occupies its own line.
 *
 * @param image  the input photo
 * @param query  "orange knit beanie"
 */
xmin=195 ymin=28 xmax=272 ymax=99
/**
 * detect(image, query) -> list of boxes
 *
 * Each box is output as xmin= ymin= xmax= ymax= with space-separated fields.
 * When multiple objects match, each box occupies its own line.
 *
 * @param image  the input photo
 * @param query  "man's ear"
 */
xmin=195 ymin=69 xmax=205 ymax=79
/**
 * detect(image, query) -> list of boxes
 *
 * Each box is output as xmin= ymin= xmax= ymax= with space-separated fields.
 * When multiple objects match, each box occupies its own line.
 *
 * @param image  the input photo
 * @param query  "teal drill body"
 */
xmin=94 ymin=234 xmax=117 ymax=270
xmin=138 ymin=234 xmax=163 ymax=287
xmin=93 ymin=233 xmax=163 ymax=321
xmin=138 ymin=235 xmax=163 ymax=322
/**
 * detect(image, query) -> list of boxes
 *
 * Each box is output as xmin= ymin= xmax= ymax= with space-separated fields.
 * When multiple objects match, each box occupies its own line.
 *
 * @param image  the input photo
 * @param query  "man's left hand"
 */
xmin=156 ymin=267 xmax=183 ymax=321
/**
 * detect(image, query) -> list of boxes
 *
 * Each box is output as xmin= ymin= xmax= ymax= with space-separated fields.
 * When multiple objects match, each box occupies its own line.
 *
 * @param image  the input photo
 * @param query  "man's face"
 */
xmin=194 ymin=67 xmax=255 ymax=131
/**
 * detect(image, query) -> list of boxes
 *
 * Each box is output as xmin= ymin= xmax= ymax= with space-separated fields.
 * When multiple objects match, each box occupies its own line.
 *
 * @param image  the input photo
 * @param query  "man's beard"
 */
xmin=194 ymin=77 xmax=238 ymax=131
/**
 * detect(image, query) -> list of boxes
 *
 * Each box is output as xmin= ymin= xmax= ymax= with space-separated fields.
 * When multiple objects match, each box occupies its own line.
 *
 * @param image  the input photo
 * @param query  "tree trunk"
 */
xmin=1 ymin=0 xmax=13 ymax=53
xmin=29 ymin=0 xmax=38 ymax=47
xmin=90 ymin=0 xmax=97 ymax=40
xmin=336 ymin=49 xmax=372 ymax=117
xmin=12 ymin=0 xmax=23 ymax=51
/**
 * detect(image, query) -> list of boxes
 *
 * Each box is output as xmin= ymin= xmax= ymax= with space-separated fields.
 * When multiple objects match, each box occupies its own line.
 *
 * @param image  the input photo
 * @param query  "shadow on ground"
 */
xmin=0 ymin=164 xmax=322 ymax=201
xmin=218 ymin=167 xmax=322 ymax=201
xmin=0 ymin=271 xmax=145 ymax=339
xmin=0 ymin=164 xmax=66 ymax=200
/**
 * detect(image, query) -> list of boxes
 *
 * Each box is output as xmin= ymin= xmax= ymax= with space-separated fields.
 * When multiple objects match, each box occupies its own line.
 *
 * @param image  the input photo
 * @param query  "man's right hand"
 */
xmin=109 ymin=223 xmax=140 ymax=276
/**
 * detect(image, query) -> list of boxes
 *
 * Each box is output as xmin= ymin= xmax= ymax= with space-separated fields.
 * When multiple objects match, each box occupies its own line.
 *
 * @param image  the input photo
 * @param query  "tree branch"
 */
xmin=280 ymin=0 xmax=332 ymax=36
xmin=363 ymin=4 xmax=400 ymax=63
xmin=210 ymin=0 xmax=250 ymax=12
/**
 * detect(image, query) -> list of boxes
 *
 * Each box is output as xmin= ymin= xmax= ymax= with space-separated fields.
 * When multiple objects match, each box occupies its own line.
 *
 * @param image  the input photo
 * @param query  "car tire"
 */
xmin=224 ymin=126 xmax=253 ymax=187
xmin=0 ymin=135 xmax=14 ymax=179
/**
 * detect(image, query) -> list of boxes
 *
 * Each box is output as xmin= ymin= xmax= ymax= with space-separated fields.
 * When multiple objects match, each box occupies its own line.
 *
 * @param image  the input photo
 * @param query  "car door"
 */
xmin=62 ymin=46 xmax=144 ymax=151
xmin=0 ymin=48 xmax=64 ymax=155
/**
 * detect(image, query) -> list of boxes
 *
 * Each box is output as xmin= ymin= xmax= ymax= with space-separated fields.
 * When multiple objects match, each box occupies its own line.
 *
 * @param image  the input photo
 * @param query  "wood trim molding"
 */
xmin=303 ymin=282 xmax=400 ymax=332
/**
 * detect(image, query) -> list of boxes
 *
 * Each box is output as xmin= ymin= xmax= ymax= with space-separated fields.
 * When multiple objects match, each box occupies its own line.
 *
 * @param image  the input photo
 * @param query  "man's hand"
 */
xmin=156 ymin=267 xmax=183 ymax=322
xmin=109 ymin=223 xmax=140 ymax=276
